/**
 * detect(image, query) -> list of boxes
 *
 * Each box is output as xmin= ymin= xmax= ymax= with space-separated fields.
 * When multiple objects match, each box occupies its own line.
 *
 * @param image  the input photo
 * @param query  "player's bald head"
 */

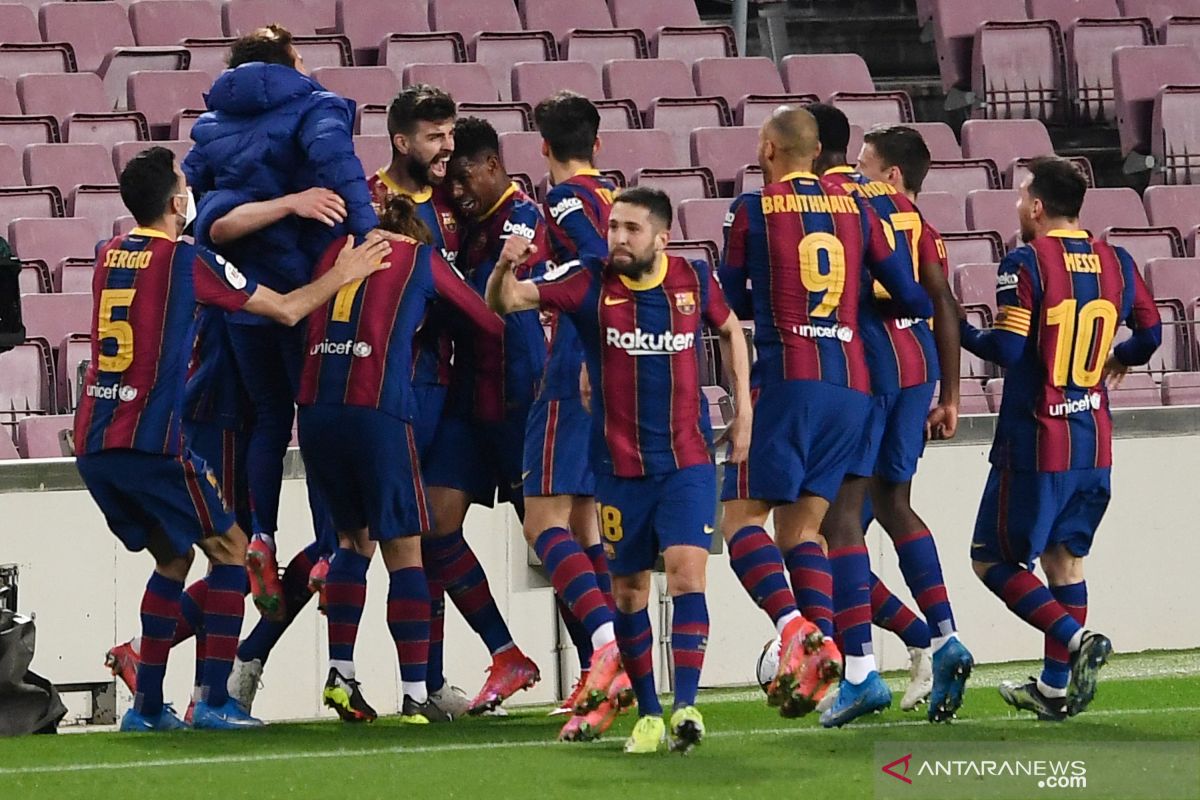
xmin=762 ymin=106 xmax=820 ymax=159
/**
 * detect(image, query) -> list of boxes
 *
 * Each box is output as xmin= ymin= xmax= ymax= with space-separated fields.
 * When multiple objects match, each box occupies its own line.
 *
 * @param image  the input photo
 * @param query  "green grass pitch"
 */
xmin=3 ymin=650 xmax=1198 ymax=800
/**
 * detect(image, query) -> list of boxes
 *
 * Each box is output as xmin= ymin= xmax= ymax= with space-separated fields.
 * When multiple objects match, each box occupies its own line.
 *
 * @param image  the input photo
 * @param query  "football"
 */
xmin=756 ymin=636 xmax=782 ymax=693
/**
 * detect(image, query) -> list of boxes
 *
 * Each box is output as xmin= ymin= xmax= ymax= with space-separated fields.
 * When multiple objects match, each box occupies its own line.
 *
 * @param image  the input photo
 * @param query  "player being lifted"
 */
xmin=961 ymin=157 xmax=1160 ymax=721
xmin=525 ymin=91 xmax=632 ymax=741
xmin=718 ymin=106 xmax=933 ymax=721
xmin=487 ymin=187 xmax=752 ymax=755
xmin=813 ymin=109 xmax=974 ymax=725
xmin=75 ymin=147 xmax=387 ymax=731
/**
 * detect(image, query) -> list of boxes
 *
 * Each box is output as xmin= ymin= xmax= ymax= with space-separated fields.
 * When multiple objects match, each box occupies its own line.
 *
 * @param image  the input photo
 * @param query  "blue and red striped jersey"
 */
xmin=454 ymin=182 xmax=549 ymax=417
xmin=184 ymin=308 xmax=250 ymax=430
xmin=966 ymin=231 xmax=1161 ymax=472
xmin=823 ymin=167 xmax=943 ymax=392
xmin=718 ymin=171 xmax=930 ymax=394
xmin=74 ymin=228 xmax=257 ymax=456
xmin=368 ymin=170 xmax=462 ymax=389
xmin=297 ymin=235 xmax=504 ymax=422
xmin=537 ymin=254 xmax=731 ymax=478
xmin=540 ymin=169 xmax=616 ymax=401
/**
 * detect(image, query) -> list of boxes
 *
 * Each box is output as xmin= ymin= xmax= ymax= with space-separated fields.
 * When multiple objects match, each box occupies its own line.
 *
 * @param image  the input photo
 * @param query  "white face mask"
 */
xmin=176 ymin=188 xmax=196 ymax=231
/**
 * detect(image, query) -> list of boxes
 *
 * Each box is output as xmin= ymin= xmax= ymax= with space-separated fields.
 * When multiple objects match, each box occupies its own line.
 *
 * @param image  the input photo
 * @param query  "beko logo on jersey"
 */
xmin=501 ymin=220 xmax=537 ymax=241
xmin=605 ymin=328 xmax=696 ymax=356
xmin=310 ymin=339 xmax=373 ymax=357
xmin=1048 ymin=392 xmax=1102 ymax=417
xmin=86 ymin=384 xmax=139 ymax=402
xmin=996 ymin=272 xmax=1020 ymax=290
xmin=791 ymin=323 xmax=854 ymax=342
xmin=549 ymin=196 xmax=583 ymax=223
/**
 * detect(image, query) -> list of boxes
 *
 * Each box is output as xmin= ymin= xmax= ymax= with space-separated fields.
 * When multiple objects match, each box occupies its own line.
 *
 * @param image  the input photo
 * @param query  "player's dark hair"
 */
xmin=452 ymin=116 xmax=500 ymax=163
xmin=1026 ymin=156 xmax=1087 ymax=220
xmin=808 ymin=102 xmax=851 ymax=161
xmin=119 ymin=146 xmax=179 ymax=226
xmin=613 ymin=186 xmax=673 ymax=231
xmin=228 ymin=24 xmax=295 ymax=69
xmin=533 ymin=91 xmax=600 ymax=164
xmin=387 ymin=84 xmax=457 ymax=156
xmin=378 ymin=195 xmax=433 ymax=244
xmin=862 ymin=125 xmax=932 ymax=195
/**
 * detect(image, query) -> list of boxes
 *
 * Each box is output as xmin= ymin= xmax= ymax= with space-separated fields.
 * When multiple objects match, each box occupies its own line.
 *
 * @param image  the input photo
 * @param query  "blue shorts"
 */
xmin=595 ymin=464 xmax=716 ymax=575
xmin=298 ymin=404 xmax=431 ymax=540
xmin=412 ymin=383 xmax=447 ymax=462
xmin=424 ymin=410 xmax=528 ymax=510
xmin=847 ymin=381 xmax=936 ymax=482
xmin=972 ymin=466 xmax=1111 ymax=567
xmin=721 ymin=380 xmax=871 ymax=504
xmin=77 ymin=449 xmax=236 ymax=557
xmin=184 ymin=420 xmax=255 ymax=534
xmin=523 ymin=397 xmax=595 ymax=498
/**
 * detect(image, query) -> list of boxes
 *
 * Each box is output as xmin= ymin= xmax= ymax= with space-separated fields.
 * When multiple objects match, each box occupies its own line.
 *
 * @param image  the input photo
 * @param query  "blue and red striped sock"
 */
xmin=176 ymin=579 xmax=208 ymax=689
xmin=325 ymin=548 xmax=370 ymax=669
xmin=535 ymin=528 xmax=613 ymax=644
xmin=236 ymin=540 xmax=320 ymax=664
xmin=893 ymin=529 xmax=956 ymax=642
xmin=729 ymin=526 xmax=799 ymax=631
xmin=870 ymin=571 xmax=931 ymax=649
xmin=785 ymin=541 xmax=834 ymax=638
xmin=134 ymin=572 xmax=182 ymax=716
xmin=981 ymin=564 xmax=1082 ymax=648
xmin=388 ymin=566 xmax=431 ymax=703
xmin=425 ymin=568 xmax=446 ymax=693
xmin=584 ymin=543 xmax=615 ymax=614
xmin=830 ymin=545 xmax=874 ymax=678
xmin=557 ymin=597 xmax=594 ymax=670
xmin=425 ymin=529 xmax=514 ymax=655
xmin=201 ymin=564 xmax=247 ymax=707
xmin=615 ymin=607 xmax=662 ymax=717
xmin=1042 ymin=581 xmax=1087 ymax=692
xmin=671 ymin=593 xmax=708 ymax=709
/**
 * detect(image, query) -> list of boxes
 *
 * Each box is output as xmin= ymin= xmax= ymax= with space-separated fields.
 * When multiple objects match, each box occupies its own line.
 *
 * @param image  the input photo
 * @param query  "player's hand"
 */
xmin=955 ymin=299 xmax=968 ymax=321
xmin=498 ymin=234 xmax=535 ymax=271
xmin=1102 ymin=353 xmax=1131 ymax=388
xmin=719 ymin=408 xmax=752 ymax=465
xmin=289 ymin=188 xmax=347 ymax=227
xmin=926 ymin=402 xmax=959 ymax=441
xmin=579 ymin=366 xmax=593 ymax=414
xmin=368 ymin=228 xmax=410 ymax=242
xmin=333 ymin=236 xmax=392 ymax=281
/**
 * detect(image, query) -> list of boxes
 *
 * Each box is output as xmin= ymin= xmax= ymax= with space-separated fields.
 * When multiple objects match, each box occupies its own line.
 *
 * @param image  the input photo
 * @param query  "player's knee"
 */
xmin=154 ymin=553 xmax=191 ymax=582
xmin=380 ymin=536 xmax=419 ymax=571
xmin=1040 ymin=546 xmax=1083 ymax=585
xmin=719 ymin=500 xmax=769 ymax=540
xmin=611 ymin=574 xmax=650 ymax=613
xmin=971 ymin=559 xmax=994 ymax=581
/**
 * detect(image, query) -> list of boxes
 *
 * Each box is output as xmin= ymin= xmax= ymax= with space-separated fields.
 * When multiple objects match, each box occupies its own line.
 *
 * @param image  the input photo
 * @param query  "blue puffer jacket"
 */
xmin=183 ymin=63 xmax=378 ymax=310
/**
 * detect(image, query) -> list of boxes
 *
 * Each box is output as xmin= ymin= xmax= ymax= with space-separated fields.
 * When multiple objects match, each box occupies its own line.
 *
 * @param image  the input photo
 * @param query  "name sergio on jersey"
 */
xmin=606 ymin=327 xmax=696 ymax=357
xmin=1048 ymin=391 xmax=1102 ymax=417
xmin=311 ymin=339 xmax=374 ymax=358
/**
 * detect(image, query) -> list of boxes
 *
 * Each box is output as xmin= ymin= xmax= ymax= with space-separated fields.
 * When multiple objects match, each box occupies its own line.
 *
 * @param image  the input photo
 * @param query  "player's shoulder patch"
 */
xmin=546 ymin=184 xmax=585 ymax=225
xmin=200 ymin=246 xmax=248 ymax=290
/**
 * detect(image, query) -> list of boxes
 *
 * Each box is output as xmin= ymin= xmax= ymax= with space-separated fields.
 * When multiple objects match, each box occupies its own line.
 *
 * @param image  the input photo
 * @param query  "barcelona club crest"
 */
xmin=674 ymin=291 xmax=697 ymax=315
xmin=441 ymin=211 xmax=457 ymax=232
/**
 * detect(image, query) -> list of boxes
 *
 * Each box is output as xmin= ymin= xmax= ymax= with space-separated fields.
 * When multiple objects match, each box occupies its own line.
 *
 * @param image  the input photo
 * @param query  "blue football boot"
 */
xmin=119 ymin=704 xmax=189 ymax=732
xmin=928 ymin=637 xmax=974 ymax=722
xmin=819 ymin=672 xmax=892 ymax=728
xmin=192 ymin=698 xmax=265 ymax=730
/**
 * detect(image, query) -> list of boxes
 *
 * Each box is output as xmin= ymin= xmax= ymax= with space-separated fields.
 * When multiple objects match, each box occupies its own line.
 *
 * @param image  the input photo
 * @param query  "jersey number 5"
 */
xmin=1045 ymin=298 xmax=1118 ymax=388
xmin=798 ymin=232 xmax=846 ymax=317
xmin=98 ymin=288 xmax=136 ymax=373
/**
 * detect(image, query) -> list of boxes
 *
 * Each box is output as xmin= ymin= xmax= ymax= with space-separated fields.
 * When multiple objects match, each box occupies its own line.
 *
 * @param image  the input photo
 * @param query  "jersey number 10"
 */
xmin=1045 ymin=298 xmax=1118 ymax=388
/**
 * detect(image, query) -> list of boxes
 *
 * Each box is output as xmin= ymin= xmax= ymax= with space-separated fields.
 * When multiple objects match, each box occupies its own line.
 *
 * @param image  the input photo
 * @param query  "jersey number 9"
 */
xmin=798 ymin=232 xmax=847 ymax=318
xmin=98 ymin=288 xmax=136 ymax=373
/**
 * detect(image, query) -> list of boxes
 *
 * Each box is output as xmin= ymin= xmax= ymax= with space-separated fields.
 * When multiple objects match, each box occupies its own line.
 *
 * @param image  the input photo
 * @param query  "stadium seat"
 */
xmin=608 ymin=0 xmax=699 ymax=38
xmin=0 ymin=186 xmax=63 ymax=221
xmin=70 ymin=185 xmax=126 ymax=245
xmin=497 ymin=131 xmax=544 ymax=186
xmin=984 ymin=377 xmax=1005 ymax=410
xmin=512 ymin=61 xmax=602 ymax=104
xmin=834 ymin=92 xmax=914 ymax=128
xmin=335 ymin=0 xmax=430 ymax=65
xmin=677 ymin=198 xmax=731 ymax=244
xmin=0 ymin=43 xmax=77 ymax=83
xmin=403 ymin=63 xmax=497 ymax=104
xmin=18 ymin=261 xmax=50 ymax=294
xmin=692 ymin=57 xmax=783 ymax=110
xmin=603 ymin=58 xmax=695 ymax=116
xmin=127 ymin=70 xmax=211 ymax=136
xmin=456 ymin=102 xmax=532 ymax=134
xmin=1113 ymin=45 xmax=1200 ymax=156
xmin=736 ymin=94 xmax=818 ymax=127
xmin=1162 ymin=15 xmax=1200 ymax=50
xmin=55 ymin=334 xmax=91 ymax=412
xmin=1145 ymin=257 xmax=1200 ymax=306
xmin=0 ymin=77 xmax=18 ymax=115
xmin=54 ymin=258 xmax=93 ymax=295
xmin=24 ymin=143 xmax=116 ymax=196
xmin=0 ymin=115 xmax=58 ymax=155
xmin=1103 ymin=226 xmax=1185 ymax=265
xmin=917 ymin=191 xmax=966 ymax=232
xmin=1108 ymin=371 xmax=1161 ymax=406
xmin=666 ymin=240 xmax=720 ymax=271
xmin=62 ymin=112 xmax=150 ymax=151
xmin=610 ymin=0 xmax=733 ymax=61
xmin=113 ymin=215 xmax=136 ymax=236
xmin=905 ymin=122 xmax=962 ymax=161
xmin=923 ymin=159 xmax=1002 ymax=206
xmin=1144 ymin=185 xmax=1200 ymax=250
xmin=520 ymin=0 xmax=646 ymax=60
xmin=634 ymin=167 xmax=716 ymax=209
xmin=954 ymin=262 xmax=1002 ymax=316
xmin=943 ymin=231 xmax=1006 ymax=269
xmin=0 ymin=143 xmax=21 ymax=186
xmin=16 ymin=414 xmax=73 ymax=458
xmin=430 ymin=0 xmax=520 ymax=43
xmin=972 ymin=19 xmax=1068 ymax=122
xmin=933 ymin=0 xmax=1027 ymax=93
xmin=7 ymin=218 xmax=100 ymax=286
xmin=595 ymin=98 xmax=639 ymax=130
xmin=17 ymin=73 xmax=111 ymax=127
xmin=0 ymin=342 xmax=53 ymax=432
xmin=960 ymin=119 xmax=1054 ymax=185
xmin=38 ymin=1 xmax=134 ymax=73
xmin=0 ymin=4 xmax=40 ymax=43
xmin=111 ymin=139 xmax=190 ymax=174
xmin=965 ymin=188 xmax=1020 ymax=234
xmin=0 ymin=431 xmax=17 ymax=461
xmin=734 ymin=164 xmax=763 ymax=195
xmin=1161 ymin=371 xmax=1200 ymax=405
xmin=691 ymin=126 xmax=760 ymax=194
xmin=16 ymin=292 xmax=93 ymax=348
xmin=1119 ymin=0 xmax=1200 ymax=30
xmin=959 ymin=380 xmax=991 ymax=414
xmin=1079 ymin=187 xmax=1148 ymax=231
xmin=1028 ymin=0 xmax=1123 ymax=28
xmin=1065 ymin=16 xmax=1153 ymax=124
xmin=560 ymin=29 xmax=645 ymax=62
xmin=646 ymin=98 xmax=728 ymax=167
xmin=780 ymin=53 xmax=876 ymax=98
xmin=1152 ymin=85 xmax=1200 ymax=185
xmin=1008 ymin=156 xmax=1096 ymax=191
xmin=351 ymin=135 xmax=391 ymax=175
xmin=311 ymin=66 xmax=400 ymax=107
xmin=594 ymin=129 xmax=677 ymax=185
xmin=474 ymin=34 xmax=556 ymax=103
xmin=222 ymin=0 xmax=320 ymax=36
xmin=378 ymin=33 xmax=467 ymax=80
xmin=129 ymin=0 xmax=223 ymax=46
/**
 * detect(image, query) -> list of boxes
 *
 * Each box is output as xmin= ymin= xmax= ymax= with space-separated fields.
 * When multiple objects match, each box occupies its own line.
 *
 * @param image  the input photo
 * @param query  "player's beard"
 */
xmin=1019 ymin=217 xmax=1037 ymax=243
xmin=610 ymin=248 xmax=657 ymax=278
xmin=406 ymin=150 xmax=447 ymax=188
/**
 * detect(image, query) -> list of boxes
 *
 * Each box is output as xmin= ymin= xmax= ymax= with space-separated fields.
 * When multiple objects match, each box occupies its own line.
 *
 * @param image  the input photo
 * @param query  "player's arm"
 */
xmin=717 ymin=196 xmax=753 ymax=319
xmin=485 ymin=235 xmax=542 ymax=313
xmin=919 ymin=232 xmax=960 ymax=440
xmin=549 ymin=188 xmax=607 ymax=262
xmin=1104 ymin=250 xmax=1163 ymax=383
xmin=959 ymin=255 xmax=1029 ymax=369
xmin=432 ymin=251 xmax=505 ymax=337
xmin=208 ymin=189 xmax=349 ymax=244
xmin=705 ymin=269 xmax=752 ymax=464
xmin=241 ymin=237 xmax=391 ymax=326
xmin=298 ymin=96 xmax=379 ymax=235
xmin=863 ymin=202 xmax=934 ymax=319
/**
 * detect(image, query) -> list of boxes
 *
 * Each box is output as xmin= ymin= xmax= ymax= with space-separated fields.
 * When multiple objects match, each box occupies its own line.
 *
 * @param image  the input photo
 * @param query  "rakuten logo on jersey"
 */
xmin=791 ymin=323 xmax=854 ymax=342
xmin=605 ymin=327 xmax=696 ymax=356
xmin=501 ymin=219 xmax=537 ymax=241
xmin=86 ymin=383 xmax=139 ymax=402
xmin=310 ymin=339 xmax=373 ymax=358
xmin=549 ymin=196 xmax=583 ymax=224
xmin=1048 ymin=392 xmax=1102 ymax=417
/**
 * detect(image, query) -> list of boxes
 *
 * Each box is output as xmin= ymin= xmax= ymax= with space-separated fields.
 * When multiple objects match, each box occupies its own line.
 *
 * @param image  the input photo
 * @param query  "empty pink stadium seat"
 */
xmin=1144 ymin=185 xmax=1200 ymax=239
xmin=8 ymin=218 xmax=99 ymax=285
xmin=595 ymin=98 xmax=639 ymax=130
xmin=19 ymin=260 xmax=50 ymax=293
xmin=903 ymin=122 xmax=962 ymax=161
xmin=351 ymin=135 xmax=391 ymax=174
xmin=1107 ymin=371 xmax=1160 ymax=406
xmin=693 ymin=57 xmax=783 ymax=109
xmin=431 ymin=0 xmax=520 ymax=42
xmin=497 ymin=131 xmax=544 ymax=185
xmin=70 ymin=185 xmax=126 ymax=245
xmin=594 ymin=129 xmax=677 ymax=184
xmin=0 ymin=143 xmax=21 ymax=186
xmin=1162 ymin=15 xmax=1200 ymax=50
xmin=24 ymin=143 xmax=116 ymax=196
xmin=734 ymin=164 xmax=763 ymax=195
xmin=17 ymin=73 xmax=110 ymax=126
xmin=111 ymin=139 xmax=190 ymax=174
xmin=312 ymin=66 xmax=400 ymax=107
xmin=1145 ymin=257 xmax=1200 ymax=305
xmin=378 ymin=33 xmax=466 ymax=80
xmin=1104 ymin=226 xmax=1184 ymax=265
xmin=1113 ymin=45 xmax=1200 ymax=155
xmin=832 ymin=92 xmax=914 ymax=129
xmin=129 ymin=0 xmax=223 ymax=46
xmin=960 ymin=380 xmax=991 ymax=414
xmin=127 ymin=70 xmax=211 ymax=135
xmin=1079 ymin=187 xmax=1148 ymax=231
xmin=609 ymin=0 xmax=698 ymax=39
xmin=781 ymin=53 xmax=875 ymax=98
xmin=16 ymin=292 xmax=93 ymax=347
xmin=645 ymin=98 xmax=727 ymax=168
xmin=456 ymin=101 xmax=532 ymax=134
xmin=474 ymin=34 xmax=555 ymax=102
xmin=560 ymin=30 xmax=644 ymax=62
xmin=1119 ymin=0 xmax=1200 ymax=29
xmin=0 ymin=342 xmax=53 ymax=429
xmin=222 ymin=0 xmax=319 ymax=36
xmin=924 ymin=160 xmax=1002 ymax=206
xmin=691 ymin=126 xmax=759 ymax=193
xmin=917 ymin=191 xmax=966 ymax=232
xmin=972 ymin=19 xmax=1068 ymax=122
xmin=519 ymin=0 xmax=612 ymax=42
xmin=17 ymin=414 xmax=74 ymax=458
xmin=678 ymin=198 xmax=731 ymax=243
xmin=0 ymin=187 xmax=62 ymax=221
xmin=943 ymin=230 xmax=1006 ymax=269
xmin=604 ymin=59 xmax=694 ymax=116
xmin=666 ymin=240 xmax=719 ymax=270
xmin=335 ymin=0 xmax=429 ymax=64
xmin=0 ymin=114 xmax=59 ymax=155
xmin=954 ymin=262 xmax=1001 ymax=315
xmin=62 ymin=112 xmax=149 ymax=151
xmin=984 ymin=377 xmax=1005 ymax=410
xmin=933 ymin=0 xmax=1028 ymax=92
xmin=961 ymin=118 xmax=1054 ymax=183
xmin=736 ymin=94 xmax=818 ymax=127
xmin=0 ymin=431 xmax=17 ymax=460
xmin=1029 ymin=0 xmax=1123 ymax=28
xmin=403 ymin=63 xmax=496 ymax=104
xmin=634 ymin=167 xmax=715 ymax=209
xmin=56 ymin=334 xmax=91 ymax=412
xmin=512 ymin=61 xmax=602 ymax=104
xmin=0 ymin=43 xmax=76 ymax=82
xmin=0 ymin=76 xmax=18 ymax=115
xmin=655 ymin=26 xmax=735 ymax=64
xmin=1066 ymin=16 xmax=1153 ymax=124
xmin=1161 ymin=371 xmax=1200 ymax=405
xmin=39 ymin=2 xmax=135 ymax=73
xmin=0 ymin=4 xmax=40 ymax=43
xmin=1152 ymin=85 xmax=1200 ymax=185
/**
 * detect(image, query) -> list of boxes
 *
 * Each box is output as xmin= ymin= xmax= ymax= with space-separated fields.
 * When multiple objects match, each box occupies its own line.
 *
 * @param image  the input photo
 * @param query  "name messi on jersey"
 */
xmin=1064 ymin=253 xmax=1102 ymax=274
xmin=103 ymin=249 xmax=153 ymax=269
xmin=761 ymin=194 xmax=859 ymax=216
xmin=606 ymin=327 xmax=696 ymax=356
